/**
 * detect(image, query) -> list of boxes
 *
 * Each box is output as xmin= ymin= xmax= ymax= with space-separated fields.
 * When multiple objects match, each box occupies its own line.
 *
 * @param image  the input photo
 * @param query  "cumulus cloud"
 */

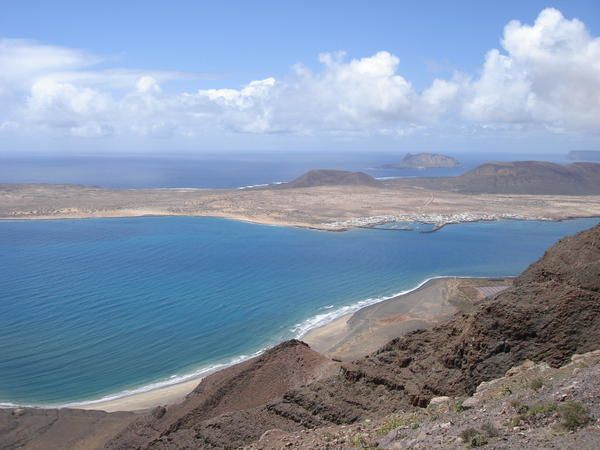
xmin=463 ymin=8 xmax=600 ymax=131
xmin=0 ymin=7 xmax=598 ymax=144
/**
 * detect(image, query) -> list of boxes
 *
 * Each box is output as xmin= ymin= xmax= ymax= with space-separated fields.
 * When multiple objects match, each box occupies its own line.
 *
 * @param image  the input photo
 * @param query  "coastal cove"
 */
xmin=1 ymin=216 xmax=598 ymax=410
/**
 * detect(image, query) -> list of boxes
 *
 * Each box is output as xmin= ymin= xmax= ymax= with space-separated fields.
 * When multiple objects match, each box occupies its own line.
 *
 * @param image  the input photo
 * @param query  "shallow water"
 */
xmin=0 ymin=216 xmax=597 ymax=405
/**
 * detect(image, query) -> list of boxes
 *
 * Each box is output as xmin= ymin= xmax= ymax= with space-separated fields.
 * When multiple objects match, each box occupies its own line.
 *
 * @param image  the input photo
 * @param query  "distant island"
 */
xmin=568 ymin=150 xmax=600 ymax=161
xmin=380 ymin=152 xmax=461 ymax=169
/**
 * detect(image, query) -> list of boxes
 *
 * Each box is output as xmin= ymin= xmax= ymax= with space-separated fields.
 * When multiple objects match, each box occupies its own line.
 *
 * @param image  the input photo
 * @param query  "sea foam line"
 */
xmin=0 ymin=349 xmax=266 ymax=410
xmin=1 ymin=275 xmax=513 ymax=410
xmin=291 ymin=275 xmax=514 ymax=338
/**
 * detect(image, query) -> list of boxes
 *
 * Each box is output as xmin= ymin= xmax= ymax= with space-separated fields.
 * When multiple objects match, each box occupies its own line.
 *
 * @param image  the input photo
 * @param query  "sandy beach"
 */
xmin=74 ymin=377 xmax=201 ymax=413
xmin=303 ymin=277 xmax=512 ymax=361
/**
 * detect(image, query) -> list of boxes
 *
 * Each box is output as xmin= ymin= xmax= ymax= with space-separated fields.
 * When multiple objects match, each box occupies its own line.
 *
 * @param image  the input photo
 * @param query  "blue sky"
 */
xmin=1 ymin=1 xmax=599 ymax=154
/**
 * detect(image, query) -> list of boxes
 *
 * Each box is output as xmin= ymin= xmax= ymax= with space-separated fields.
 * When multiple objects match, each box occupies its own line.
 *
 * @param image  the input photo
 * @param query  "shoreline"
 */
xmin=2 ymin=212 xmax=599 ymax=235
xmin=0 ymin=275 xmax=513 ymax=413
xmin=302 ymin=276 xmax=514 ymax=361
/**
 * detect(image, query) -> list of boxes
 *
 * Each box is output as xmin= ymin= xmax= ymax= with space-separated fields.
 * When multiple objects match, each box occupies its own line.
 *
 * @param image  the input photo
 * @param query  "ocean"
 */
xmin=0 ymin=216 xmax=598 ymax=406
xmin=0 ymin=151 xmax=569 ymax=189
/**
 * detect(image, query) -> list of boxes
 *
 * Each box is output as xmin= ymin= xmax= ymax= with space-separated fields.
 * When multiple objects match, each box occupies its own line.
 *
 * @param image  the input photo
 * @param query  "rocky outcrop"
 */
xmin=251 ymin=350 xmax=600 ymax=449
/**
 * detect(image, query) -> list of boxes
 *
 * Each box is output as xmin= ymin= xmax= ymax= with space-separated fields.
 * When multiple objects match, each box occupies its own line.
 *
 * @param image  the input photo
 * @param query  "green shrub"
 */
xmin=376 ymin=417 xmax=403 ymax=436
xmin=460 ymin=428 xmax=488 ymax=448
xmin=528 ymin=402 xmax=557 ymax=417
xmin=376 ymin=414 xmax=420 ymax=436
xmin=529 ymin=377 xmax=544 ymax=391
xmin=559 ymin=401 xmax=591 ymax=431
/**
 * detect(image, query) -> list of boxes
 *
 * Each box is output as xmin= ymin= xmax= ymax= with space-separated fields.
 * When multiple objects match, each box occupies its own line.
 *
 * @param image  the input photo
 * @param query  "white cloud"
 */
xmin=463 ymin=8 xmax=600 ymax=131
xmin=0 ymin=7 xmax=599 ymax=145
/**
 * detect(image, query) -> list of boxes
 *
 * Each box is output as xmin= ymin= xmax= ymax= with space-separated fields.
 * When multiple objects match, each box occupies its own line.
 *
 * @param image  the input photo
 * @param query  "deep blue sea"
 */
xmin=0 ymin=216 xmax=598 ymax=406
xmin=0 ymin=151 xmax=570 ymax=189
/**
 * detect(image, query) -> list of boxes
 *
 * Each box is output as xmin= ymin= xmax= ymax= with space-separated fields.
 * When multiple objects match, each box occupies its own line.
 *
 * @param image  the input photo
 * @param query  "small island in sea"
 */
xmin=380 ymin=152 xmax=461 ymax=169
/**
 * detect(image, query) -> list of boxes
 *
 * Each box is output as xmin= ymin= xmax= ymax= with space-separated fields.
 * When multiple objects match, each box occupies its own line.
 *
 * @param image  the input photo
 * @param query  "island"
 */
xmin=1 ymin=162 xmax=599 ymax=231
xmin=380 ymin=152 xmax=461 ymax=169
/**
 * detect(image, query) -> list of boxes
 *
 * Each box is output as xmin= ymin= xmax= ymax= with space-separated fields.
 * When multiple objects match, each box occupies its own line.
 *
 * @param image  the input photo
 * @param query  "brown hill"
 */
xmin=282 ymin=170 xmax=379 ymax=188
xmin=104 ymin=224 xmax=600 ymax=449
xmin=394 ymin=161 xmax=600 ymax=195
xmin=104 ymin=340 xmax=334 ymax=449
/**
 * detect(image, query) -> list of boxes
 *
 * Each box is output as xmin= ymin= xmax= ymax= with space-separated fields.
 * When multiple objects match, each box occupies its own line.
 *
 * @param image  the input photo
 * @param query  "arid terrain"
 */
xmin=2 ymin=162 xmax=600 ymax=231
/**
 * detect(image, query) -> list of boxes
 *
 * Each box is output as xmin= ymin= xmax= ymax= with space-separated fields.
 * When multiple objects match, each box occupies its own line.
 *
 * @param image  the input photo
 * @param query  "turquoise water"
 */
xmin=0 ymin=217 xmax=598 ymax=406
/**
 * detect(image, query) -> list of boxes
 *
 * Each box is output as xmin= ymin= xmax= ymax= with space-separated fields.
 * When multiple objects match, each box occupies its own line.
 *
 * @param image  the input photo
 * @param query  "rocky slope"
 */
xmin=251 ymin=350 xmax=600 ymax=449
xmin=102 ymin=224 xmax=600 ymax=449
xmin=105 ymin=340 xmax=335 ymax=449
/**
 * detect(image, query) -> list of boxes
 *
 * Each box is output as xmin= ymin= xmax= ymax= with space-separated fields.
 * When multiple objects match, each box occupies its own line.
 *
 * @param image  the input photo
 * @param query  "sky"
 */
xmin=1 ymin=0 xmax=599 ymax=155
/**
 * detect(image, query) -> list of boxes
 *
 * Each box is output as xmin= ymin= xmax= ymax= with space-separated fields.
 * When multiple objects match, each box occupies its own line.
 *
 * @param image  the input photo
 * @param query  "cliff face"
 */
xmin=107 ymin=224 xmax=600 ymax=449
